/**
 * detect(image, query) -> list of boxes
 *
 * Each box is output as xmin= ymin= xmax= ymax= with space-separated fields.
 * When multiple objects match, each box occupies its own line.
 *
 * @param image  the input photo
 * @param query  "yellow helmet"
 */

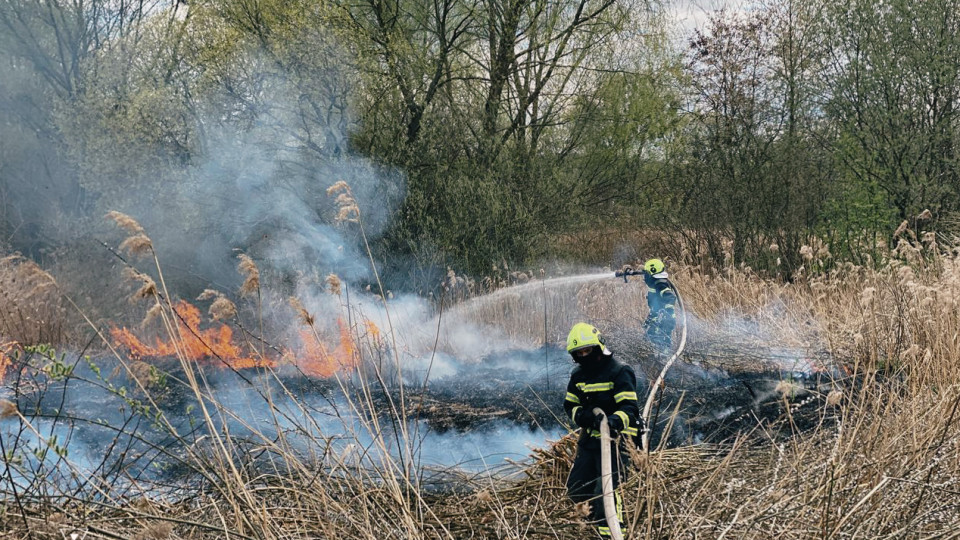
xmin=566 ymin=322 xmax=604 ymax=353
xmin=644 ymin=258 xmax=665 ymax=275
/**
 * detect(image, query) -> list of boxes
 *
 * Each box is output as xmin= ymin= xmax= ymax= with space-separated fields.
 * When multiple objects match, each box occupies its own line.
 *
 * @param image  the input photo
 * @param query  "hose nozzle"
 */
xmin=614 ymin=268 xmax=644 ymax=283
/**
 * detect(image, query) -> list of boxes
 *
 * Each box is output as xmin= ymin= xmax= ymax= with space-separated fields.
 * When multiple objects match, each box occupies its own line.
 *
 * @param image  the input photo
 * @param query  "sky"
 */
xmin=668 ymin=0 xmax=748 ymax=36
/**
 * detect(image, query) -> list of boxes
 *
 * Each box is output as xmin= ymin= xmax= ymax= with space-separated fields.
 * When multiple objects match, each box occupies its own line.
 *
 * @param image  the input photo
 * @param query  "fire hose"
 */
xmin=578 ymin=270 xmax=687 ymax=538
xmin=593 ymin=408 xmax=623 ymax=540
xmin=614 ymin=269 xmax=689 ymax=451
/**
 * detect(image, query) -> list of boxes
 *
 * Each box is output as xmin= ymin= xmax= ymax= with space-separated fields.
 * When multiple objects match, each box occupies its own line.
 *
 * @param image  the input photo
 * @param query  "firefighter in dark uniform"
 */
xmin=641 ymin=258 xmax=677 ymax=351
xmin=563 ymin=322 xmax=643 ymax=538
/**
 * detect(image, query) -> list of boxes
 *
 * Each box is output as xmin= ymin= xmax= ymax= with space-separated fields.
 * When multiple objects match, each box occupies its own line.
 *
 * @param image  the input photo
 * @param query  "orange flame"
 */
xmin=365 ymin=320 xmax=381 ymax=345
xmin=0 ymin=341 xmax=17 ymax=384
xmin=111 ymin=300 xmax=272 ymax=370
xmin=111 ymin=300 xmax=362 ymax=378
xmin=298 ymin=319 xmax=359 ymax=378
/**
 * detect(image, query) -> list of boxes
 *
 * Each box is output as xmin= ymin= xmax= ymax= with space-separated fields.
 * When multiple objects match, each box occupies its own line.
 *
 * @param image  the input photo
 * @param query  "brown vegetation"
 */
xmin=0 ymin=255 xmax=68 ymax=345
xmin=2 ymin=230 xmax=960 ymax=538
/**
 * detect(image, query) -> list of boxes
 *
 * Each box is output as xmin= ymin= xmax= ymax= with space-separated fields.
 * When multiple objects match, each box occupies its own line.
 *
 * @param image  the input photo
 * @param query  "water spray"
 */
xmin=613 ymin=269 xmax=689 ymax=452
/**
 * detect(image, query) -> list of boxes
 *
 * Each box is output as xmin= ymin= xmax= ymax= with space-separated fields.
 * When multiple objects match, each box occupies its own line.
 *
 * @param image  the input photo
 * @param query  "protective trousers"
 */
xmin=566 ymin=442 xmax=626 ymax=537
xmin=645 ymin=316 xmax=675 ymax=351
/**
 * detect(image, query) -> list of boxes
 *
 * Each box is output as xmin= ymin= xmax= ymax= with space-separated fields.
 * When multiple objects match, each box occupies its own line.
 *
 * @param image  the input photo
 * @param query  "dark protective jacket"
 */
xmin=644 ymin=274 xmax=677 ymax=323
xmin=643 ymin=273 xmax=677 ymax=349
xmin=563 ymin=354 xmax=642 ymax=449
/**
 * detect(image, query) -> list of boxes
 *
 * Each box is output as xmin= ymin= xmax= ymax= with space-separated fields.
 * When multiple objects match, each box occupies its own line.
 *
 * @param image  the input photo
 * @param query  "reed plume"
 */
xmin=106 ymin=211 xmax=154 ymax=257
xmin=289 ymin=297 xmax=314 ymax=326
xmin=105 ymin=211 xmax=145 ymax=235
xmin=893 ymin=220 xmax=909 ymax=238
xmin=119 ymin=234 xmax=154 ymax=258
xmin=326 ymin=273 xmax=342 ymax=296
xmin=0 ymin=398 xmax=16 ymax=419
xmin=141 ymin=303 xmax=163 ymax=329
xmin=198 ymin=289 xmax=237 ymax=321
xmin=328 ymin=181 xmax=360 ymax=223
xmin=237 ymin=254 xmax=260 ymax=297
xmin=122 ymin=267 xmax=158 ymax=301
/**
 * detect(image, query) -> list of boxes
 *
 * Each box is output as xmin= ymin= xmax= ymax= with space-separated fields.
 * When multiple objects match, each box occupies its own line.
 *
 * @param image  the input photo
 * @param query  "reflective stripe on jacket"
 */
xmin=563 ymin=354 xmax=642 ymax=448
xmin=646 ymin=278 xmax=676 ymax=322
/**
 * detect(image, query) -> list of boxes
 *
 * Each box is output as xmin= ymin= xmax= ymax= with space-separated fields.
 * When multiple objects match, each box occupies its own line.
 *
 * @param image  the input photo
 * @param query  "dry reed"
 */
xmin=236 ymin=254 xmax=260 ymax=297
xmin=119 ymin=234 xmax=155 ymax=258
xmin=288 ymin=297 xmax=314 ymax=326
xmin=326 ymin=273 xmax=342 ymax=296
xmin=0 ymin=398 xmax=17 ymax=419
xmin=328 ymin=181 xmax=360 ymax=224
xmin=5 ymin=226 xmax=960 ymax=539
xmin=123 ymin=267 xmax=158 ymax=301
xmin=105 ymin=211 xmax=146 ymax=235
xmin=0 ymin=254 xmax=67 ymax=345
xmin=197 ymin=289 xmax=237 ymax=321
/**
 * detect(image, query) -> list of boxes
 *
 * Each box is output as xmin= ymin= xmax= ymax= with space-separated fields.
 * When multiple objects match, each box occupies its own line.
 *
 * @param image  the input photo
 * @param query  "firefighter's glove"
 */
xmin=573 ymin=408 xmax=594 ymax=430
xmin=607 ymin=415 xmax=625 ymax=437
xmin=592 ymin=412 xmax=606 ymax=432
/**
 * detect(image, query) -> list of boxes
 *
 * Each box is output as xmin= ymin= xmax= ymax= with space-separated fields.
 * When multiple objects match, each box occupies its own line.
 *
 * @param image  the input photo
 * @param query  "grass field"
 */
xmin=2 ymin=218 xmax=960 ymax=539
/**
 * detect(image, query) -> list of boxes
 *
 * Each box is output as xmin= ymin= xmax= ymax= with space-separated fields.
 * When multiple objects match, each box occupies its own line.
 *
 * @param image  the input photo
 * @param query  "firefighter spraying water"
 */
xmin=616 ymin=258 xmax=678 ymax=352
xmin=555 ymin=259 xmax=687 ymax=539
xmin=615 ymin=258 xmax=689 ymax=451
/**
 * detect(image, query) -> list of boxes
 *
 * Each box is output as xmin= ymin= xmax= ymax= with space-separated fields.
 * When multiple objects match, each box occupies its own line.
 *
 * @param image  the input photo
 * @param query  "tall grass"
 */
xmin=0 ymin=255 xmax=69 ymax=346
xmin=2 ymin=219 xmax=960 ymax=539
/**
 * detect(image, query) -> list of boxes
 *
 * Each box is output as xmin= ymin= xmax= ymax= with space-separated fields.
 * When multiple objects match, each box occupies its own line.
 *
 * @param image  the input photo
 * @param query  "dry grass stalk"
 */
xmin=197 ymin=289 xmax=237 ymax=321
xmin=9 ymin=225 xmax=960 ymax=540
xmin=141 ymin=303 xmax=164 ymax=329
xmin=0 ymin=398 xmax=17 ymax=419
xmin=123 ymin=267 xmax=158 ymax=301
xmin=326 ymin=273 xmax=342 ymax=296
xmin=328 ymin=181 xmax=360 ymax=223
xmin=105 ymin=211 xmax=145 ymax=235
xmin=0 ymin=255 xmax=67 ymax=345
xmin=119 ymin=233 xmax=154 ymax=258
xmin=237 ymin=254 xmax=260 ymax=297
xmin=289 ymin=297 xmax=314 ymax=326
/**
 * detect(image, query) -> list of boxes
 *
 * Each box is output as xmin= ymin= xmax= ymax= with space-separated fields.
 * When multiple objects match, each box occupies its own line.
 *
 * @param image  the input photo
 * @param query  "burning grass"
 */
xmin=108 ymin=299 xmax=363 ymax=378
xmin=111 ymin=300 xmax=269 ymax=369
xmin=4 ymin=225 xmax=960 ymax=538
